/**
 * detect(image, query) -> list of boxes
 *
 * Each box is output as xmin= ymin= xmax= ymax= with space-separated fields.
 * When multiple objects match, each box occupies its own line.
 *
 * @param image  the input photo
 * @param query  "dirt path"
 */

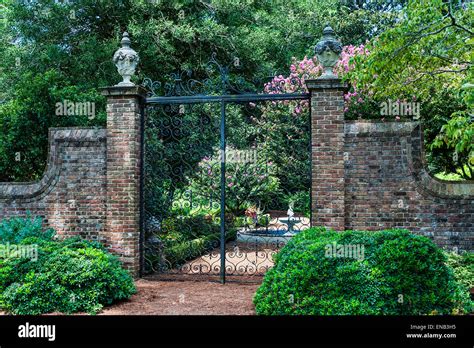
xmin=100 ymin=279 xmax=261 ymax=315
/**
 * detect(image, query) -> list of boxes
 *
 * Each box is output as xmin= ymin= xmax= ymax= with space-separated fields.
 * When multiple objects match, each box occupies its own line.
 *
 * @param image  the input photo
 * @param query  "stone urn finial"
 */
xmin=113 ymin=32 xmax=139 ymax=86
xmin=315 ymin=24 xmax=342 ymax=79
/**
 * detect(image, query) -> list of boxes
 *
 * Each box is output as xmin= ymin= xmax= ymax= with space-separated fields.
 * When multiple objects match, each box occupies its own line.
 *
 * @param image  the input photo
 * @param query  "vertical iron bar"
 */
xmin=220 ymin=101 xmax=226 ymax=284
xmin=309 ymin=96 xmax=313 ymax=228
xmin=139 ymin=103 xmax=145 ymax=277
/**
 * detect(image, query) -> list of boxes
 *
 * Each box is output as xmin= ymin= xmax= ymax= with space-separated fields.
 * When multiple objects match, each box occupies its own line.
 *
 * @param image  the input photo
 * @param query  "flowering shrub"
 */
xmin=244 ymin=205 xmax=270 ymax=227
xmin=250 ymin=47 xmax=371 ymax=207
xmin=263 ymin=44 xmax=371 ymax=118
xmin=188 ymin=147 xmax=280 ymax=216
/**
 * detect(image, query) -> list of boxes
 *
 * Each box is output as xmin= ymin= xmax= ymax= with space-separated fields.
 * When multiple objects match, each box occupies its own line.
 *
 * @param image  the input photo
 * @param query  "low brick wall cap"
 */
xmin=101 ymin=85 xmax=147 ymax=99
xmin=306 ymin=78 xmax=348 ymax=91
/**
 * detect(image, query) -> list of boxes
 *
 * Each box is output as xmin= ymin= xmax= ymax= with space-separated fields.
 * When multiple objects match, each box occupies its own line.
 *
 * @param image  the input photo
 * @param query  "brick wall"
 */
xmin=0 ymin=76 xmax=472 ymax=280
xmin=308 ymin=78 xmax=474 ymax=252
xmin=101 ymin=86 xmax=146 ymax=277
xmin=344 ymin=121 xmax=474 ymax=251
xmin=0 ymin=128 xmax=107 ymax=242
xmin=307 ymin=79 xmax=346 ymax=231
xmin=0 ymin=86 xmax=145 ymax=277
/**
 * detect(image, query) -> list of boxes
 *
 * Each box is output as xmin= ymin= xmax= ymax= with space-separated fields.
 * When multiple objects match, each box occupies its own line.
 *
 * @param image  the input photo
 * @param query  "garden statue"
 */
xmin=287 ymin=202 xmax=295 ymax=233
xmin=315 ymin=24 xmax=342 ymax=79
xmin=113 ymin=32 xmax=139 ymax=86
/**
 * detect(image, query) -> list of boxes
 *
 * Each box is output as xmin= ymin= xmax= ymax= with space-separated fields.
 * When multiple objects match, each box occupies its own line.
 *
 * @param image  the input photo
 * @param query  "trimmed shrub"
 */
xmin=254 ymin=227 xmax=472 ymax=315
xmin=0 ymin=217 xmax=136 ymax=315
xmin=0 ymin=214 xmax=55 ymax=243
xmin=445 ymin=251 xmax=474 ymax=295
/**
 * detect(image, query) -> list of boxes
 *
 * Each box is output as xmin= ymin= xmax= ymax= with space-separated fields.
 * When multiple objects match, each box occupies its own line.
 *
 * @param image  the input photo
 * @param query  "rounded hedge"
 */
xmin=254 ymin=228 xmax=472 ymax=315
xmin=0 ymin=216 xmax=136 ymax=314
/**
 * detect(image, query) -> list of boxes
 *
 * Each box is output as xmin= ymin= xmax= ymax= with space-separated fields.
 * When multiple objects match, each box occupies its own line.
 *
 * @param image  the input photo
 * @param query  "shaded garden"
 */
xmin=0 ymin=0 xmax=472 ymax=317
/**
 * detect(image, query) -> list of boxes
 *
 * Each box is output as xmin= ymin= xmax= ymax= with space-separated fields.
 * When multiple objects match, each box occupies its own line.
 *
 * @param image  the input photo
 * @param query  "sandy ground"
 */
xmin=100 ymin=278 xmax=261 ymax=315
xmin=0 ymin=278 xmax=261 ymax=316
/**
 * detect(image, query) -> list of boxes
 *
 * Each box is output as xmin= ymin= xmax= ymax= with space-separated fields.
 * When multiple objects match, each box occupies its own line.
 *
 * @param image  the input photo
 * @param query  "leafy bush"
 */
xmin=165 ymin=229 xmax=237 ymax=269
xmin=254 ymin=227 xmax=472 ymax=315
xmin=284 ymin=190 xmax=310 ymax=217
xmin=445 ymin=251 xmax=474 ymax=294
xmin=0 ymin=217 xmax=136 ymax=315
xmin=0 ymin=214 xmax=55 ymax=243
xmin=145 ymin=214 xmax=239 ymax=271
xmin=189 ymin=148 xmax=280 ymax=215
xmin=161 ymin=215 xmax=220 ymax=241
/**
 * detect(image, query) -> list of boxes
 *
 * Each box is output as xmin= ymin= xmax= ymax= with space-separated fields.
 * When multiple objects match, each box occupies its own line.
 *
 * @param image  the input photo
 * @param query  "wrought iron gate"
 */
xmin=141 ymin=56 xmax=311 ymax=283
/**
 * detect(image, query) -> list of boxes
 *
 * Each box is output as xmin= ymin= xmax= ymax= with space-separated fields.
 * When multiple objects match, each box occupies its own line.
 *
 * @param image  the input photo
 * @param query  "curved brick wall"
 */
xmin=0 ymin=85 xmax=146 ymax=277
xmin=344 ymin=121 xmax=474 ymax=251
xmin=1 ymin=82 xmax=472 ymax=279
xmin=0 ymin=128 xmax=107 ymax=242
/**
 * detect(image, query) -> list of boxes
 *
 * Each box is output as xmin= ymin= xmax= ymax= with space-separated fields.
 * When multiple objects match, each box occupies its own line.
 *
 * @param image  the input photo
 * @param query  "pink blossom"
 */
xmin=262 ymin=43 xmax=369 ymax=116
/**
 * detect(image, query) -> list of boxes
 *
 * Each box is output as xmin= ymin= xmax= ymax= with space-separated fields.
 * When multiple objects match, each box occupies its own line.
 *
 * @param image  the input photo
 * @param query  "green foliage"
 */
xmin=256 ymin=101 xmax=310 ymax=205
xmin=0 ymin=217 xmax=136 ymax=315
xmin=445 ymin=251 xmax=474 ymax=293
xmin=0 ymin=0 xmax=400 ymax=182
xmin=254 ymin=227 xmax=472 ymax=315
xmin=284 ymin=190 xmax=310 ymax=217
xmin=146 ymin=214 xmax=237 ymax=270
xmin=434 ymin=171 xmax=464 ymax=181
xmin=188 ymin=147 xmax=280 ymax=215
xmin=165 ymin=229 xmax=236 ymax=269
xmin=0 ymin=214 xmax=55 ymax=243
xmin=431 ymin=115 xmax=473 ymax=178
xmin=161 ymin=215 xmax=220 ymax=242
xmin=345 ymin=0 xmax=473 ymax=177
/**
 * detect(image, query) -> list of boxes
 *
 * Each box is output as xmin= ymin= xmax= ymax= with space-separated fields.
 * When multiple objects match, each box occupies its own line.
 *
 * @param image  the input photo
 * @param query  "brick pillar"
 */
xmin=306 ymin=79 xmax=347 ymax=231
xmin=101 ymin=85 xmax=146 ymax=277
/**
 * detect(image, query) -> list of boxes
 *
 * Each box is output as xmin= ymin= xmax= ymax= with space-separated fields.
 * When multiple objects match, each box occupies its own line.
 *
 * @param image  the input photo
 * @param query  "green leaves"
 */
xmin=344 ymin=0 xmax=473 ymax=176
xmin=0 ymin=213 xmax=55 ymax=244
xmin=254 ymin=227 xmax=473 ymax=315
xmin=0 ymin=217 xmax=136 ymax=315
xmin=1 ymin=0 xmax=402 ymax=182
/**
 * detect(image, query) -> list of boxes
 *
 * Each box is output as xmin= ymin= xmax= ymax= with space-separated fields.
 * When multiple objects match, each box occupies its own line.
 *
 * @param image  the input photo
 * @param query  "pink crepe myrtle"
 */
xmin=264 ymin=44 xmax=370 ymax=115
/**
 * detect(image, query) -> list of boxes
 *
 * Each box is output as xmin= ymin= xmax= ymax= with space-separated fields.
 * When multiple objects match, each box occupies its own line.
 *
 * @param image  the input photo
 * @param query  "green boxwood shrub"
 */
xmin=0 ymin=216 xmax=136 ymax=314
xmin=254 ymin=227 xmax=472 ymax=315
xmin=445 ymin=251 xmax=474 ymax=294
xmin=0 ymin=214 xmax=55 ymax=243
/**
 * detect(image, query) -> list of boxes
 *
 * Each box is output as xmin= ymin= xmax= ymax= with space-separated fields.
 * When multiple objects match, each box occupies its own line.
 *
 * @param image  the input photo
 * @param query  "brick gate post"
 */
xmin=305 ymin=25 xmax=347 ymax=231
xmin=306 ymin=79 xmax=347 ymax=231
xmin=101 ymin=85 xmax=146 ymax=277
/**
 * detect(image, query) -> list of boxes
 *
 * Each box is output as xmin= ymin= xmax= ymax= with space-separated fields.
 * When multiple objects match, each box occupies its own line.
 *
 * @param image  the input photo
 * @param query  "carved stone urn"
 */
xmin=315 ymin=25 xmax=343 ymax=79
xmin=113 ymin=32 xmax=139 ymax=86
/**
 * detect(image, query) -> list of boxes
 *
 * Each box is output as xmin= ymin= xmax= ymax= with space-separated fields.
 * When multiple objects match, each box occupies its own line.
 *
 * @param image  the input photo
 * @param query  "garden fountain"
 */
xmin=236 ymin=203 xmax=309 ymax=244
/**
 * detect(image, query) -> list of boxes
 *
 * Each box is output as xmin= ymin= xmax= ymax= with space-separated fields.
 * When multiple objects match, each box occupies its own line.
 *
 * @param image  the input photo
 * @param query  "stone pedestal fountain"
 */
xmin=237 ymin=203 xmax=309 ymax=244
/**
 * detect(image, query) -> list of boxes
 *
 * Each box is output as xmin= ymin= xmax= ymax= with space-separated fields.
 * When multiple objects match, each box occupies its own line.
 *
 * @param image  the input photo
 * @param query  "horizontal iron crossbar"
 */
xmin=146 ymin=93 xmax=310 ymax=105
